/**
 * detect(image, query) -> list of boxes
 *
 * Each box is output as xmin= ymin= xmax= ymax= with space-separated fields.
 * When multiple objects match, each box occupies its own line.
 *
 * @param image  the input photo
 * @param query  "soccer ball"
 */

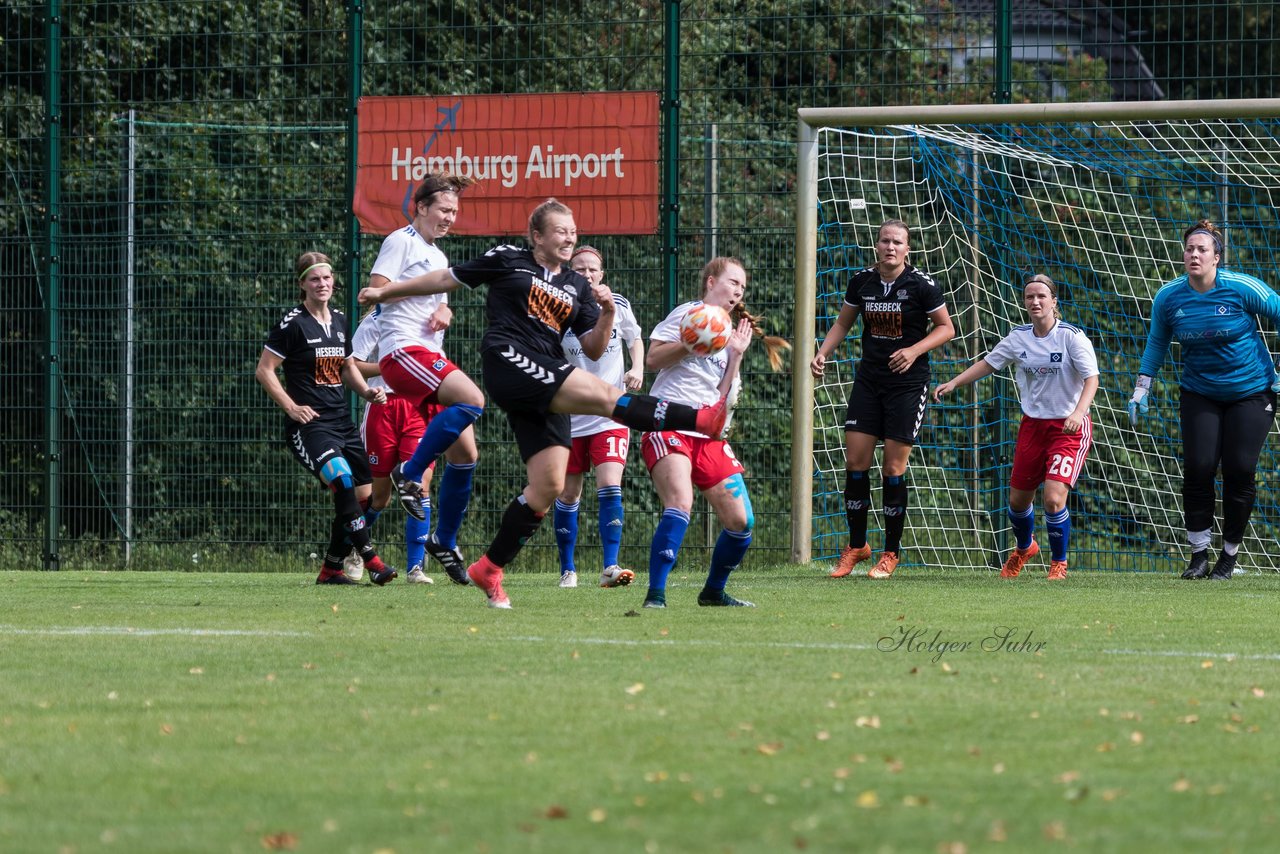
xmin=678 ymin=303 xmax=732 ymax=357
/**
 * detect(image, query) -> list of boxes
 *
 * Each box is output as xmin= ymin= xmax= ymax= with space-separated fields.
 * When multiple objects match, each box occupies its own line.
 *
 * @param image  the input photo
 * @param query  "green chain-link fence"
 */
xmin=5 ymin=1 xmax=1279 ymax=571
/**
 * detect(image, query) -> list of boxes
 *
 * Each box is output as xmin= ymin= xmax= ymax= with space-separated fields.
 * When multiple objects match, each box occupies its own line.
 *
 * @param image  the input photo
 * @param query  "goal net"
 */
xmin=791 ymin=101 xmax=1280 ymax=573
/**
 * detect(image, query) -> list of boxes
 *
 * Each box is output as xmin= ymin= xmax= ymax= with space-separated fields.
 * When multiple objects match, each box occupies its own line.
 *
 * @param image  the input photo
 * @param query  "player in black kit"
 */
xmin=359 ymin=198 xmax=730 ymax=608
xmin=255 ymin=251 xmax=398 ymax=586
xmin=810 ymin=219 xmax=955 ymax=580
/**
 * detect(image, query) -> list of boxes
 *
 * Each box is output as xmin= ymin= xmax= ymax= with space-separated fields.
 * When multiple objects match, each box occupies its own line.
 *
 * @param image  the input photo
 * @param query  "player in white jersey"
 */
xmin=934 ymin=274 xmax=1099 ymax=580
xmin=639 ymin=257 xmax=791 ymax=609
xmin=365 ymin=173 xmax=483 ymax=586
xmin=552 ymin=246 xmax=645 ymax=589
xmin=349 ymin=309 xmax=449 ymax=584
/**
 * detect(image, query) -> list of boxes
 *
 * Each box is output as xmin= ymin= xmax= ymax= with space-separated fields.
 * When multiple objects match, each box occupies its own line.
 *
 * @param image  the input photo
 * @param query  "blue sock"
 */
xmin=1008 ymin=503 xmax=1035 ymax=551
xmin=554 ymin=499 xmax=580 ymax=574
xmin=432 ymin=460 xmax=475 ymax=548
xmin=705 ymin=528 xmax=752 ymax=592
xmin=597 ymin=485 xmax=624 ymax=568
xmin=647 ymin=508 xmax=691 ymax=594
xmin=1046 ymin=507 xmax=1070 ymax=562
xmin=406 ymin=497 xmax=431 ymax=569
xmin=402 ymin=403 xmax=483 ymax=483
xmin=364 ymin=504 xmax=382 ymax=531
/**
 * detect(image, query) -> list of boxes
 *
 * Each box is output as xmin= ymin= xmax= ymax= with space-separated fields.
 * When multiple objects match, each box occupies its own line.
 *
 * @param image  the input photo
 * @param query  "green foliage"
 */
xmin=8 ymin=2 xmax=1280 ymax=564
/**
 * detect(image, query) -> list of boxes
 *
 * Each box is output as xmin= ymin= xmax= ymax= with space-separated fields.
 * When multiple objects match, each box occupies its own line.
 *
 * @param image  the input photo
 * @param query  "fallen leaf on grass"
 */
xmin=545 ymin=805 xmax=568 ymax=819
xmin=1096 ymin=742 xmax=1115 ymax=752
xmin=856 ymin=790 xmax=880 ymax=808
xmin=1178 ymin=715 xmax=1199 ymax=724
xmin=1064 ymin=786 xmax=1088 ymax=803
xmin=260 ymin=832 xmax=298 ymax=850
xmin=855 ymin=716 xmax=880 ymax=729
xmin=1171 ymin=777 xmax=1192 ymax=792
xmin=936 ymin=842 xmax=968 ymax=854
xmin=757 ymin=742 xmax=784 ymax=756
xmin=1129 ymin=731 xmax=1144 ymax=745
xmin=988 ymin=820 xmax=1007 ymax=842
xmin=1054 ymin=771 xmax=1080 ymax=784
xmin=1251 ymin=686 xmax=1265 ymax=698
xmin=624 ymin=683 xmax=645 ymax=695
xmin=1042 ymin=821 xmax=1067 ymax=840
xmin=588 ymin=808 xmax=607 ymax=823
xmin=1201 ymin=660 xmax=1214 ymax=669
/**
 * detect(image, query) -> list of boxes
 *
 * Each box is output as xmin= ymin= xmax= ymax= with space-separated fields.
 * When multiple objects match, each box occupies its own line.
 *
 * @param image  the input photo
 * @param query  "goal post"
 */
xmin=793 ymin=99 xmax=1280 ymax=571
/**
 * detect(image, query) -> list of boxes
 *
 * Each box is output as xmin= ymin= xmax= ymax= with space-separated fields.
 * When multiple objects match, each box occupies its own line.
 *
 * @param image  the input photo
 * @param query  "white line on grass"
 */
xmin=508 ymin=635 xmax=875 ymax=651
xmin=0 ymin=625 xmax=310 ymax=638
xmin=1104 ymin=648 xmax=1280 ymax=661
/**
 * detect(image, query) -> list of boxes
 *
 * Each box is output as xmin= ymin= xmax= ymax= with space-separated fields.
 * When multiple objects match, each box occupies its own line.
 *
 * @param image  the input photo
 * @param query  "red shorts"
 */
xmin=1009 ymin=415 xmax=1092 ymax=490
xmin=641 ymin=431 xmax=745 ymax=491
xmin=378 ymin=345 xmax=459 ymax=412
xmin=566 ymin=428 xmax=630 ymax=475
xmin=361 ymin=394 xmax=443 ymax=477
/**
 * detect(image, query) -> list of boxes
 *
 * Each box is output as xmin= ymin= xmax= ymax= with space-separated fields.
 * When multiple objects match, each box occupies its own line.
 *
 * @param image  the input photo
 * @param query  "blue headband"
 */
xmin=1188 ymin=228 xmax=1222 ymax=254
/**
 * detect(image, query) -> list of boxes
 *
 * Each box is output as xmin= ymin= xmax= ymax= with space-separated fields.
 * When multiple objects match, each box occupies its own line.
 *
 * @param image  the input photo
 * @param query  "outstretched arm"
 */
xmin=359 ymin=268 xmax=458 ymax=305
xmin=933 ymin=359 xmax=996 ymax=401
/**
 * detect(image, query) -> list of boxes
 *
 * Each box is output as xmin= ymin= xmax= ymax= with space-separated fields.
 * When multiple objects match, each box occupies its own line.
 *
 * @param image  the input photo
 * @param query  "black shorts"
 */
xmin=481 ymin=345 xmax=576 ymax=462
xmin=284 ymin=417 xmax=372 ymax=486
xmin=843 ymin=373 xmax=929 ymax=445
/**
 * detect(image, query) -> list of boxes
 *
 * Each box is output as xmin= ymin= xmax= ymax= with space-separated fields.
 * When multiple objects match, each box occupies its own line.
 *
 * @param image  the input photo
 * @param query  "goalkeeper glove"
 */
xmin=1128 ymin=375 xmax=1152 ymax=425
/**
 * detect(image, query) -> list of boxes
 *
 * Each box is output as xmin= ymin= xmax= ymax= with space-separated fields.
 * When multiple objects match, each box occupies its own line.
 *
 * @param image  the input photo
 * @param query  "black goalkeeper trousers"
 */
xmin=1179 ymin=387 xmax=1276 ymax=543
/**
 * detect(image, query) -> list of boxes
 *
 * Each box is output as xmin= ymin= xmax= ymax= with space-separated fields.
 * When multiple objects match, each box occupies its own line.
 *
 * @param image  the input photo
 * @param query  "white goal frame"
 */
xmin=791 ymin=98 xmax=1280 ymax=564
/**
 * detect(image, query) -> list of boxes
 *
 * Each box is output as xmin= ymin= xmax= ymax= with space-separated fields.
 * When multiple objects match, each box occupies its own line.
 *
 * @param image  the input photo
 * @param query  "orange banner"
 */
xmin=354 ymin=93 xmax=659 ymax=237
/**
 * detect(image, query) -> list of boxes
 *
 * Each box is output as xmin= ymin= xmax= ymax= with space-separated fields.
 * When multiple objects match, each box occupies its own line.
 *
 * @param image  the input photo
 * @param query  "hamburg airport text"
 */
xmin=391 ymin=145 xmax=628 ymax=189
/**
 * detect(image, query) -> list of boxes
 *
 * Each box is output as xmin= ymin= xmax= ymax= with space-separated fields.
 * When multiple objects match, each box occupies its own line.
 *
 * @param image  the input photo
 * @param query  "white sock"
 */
xmin=1187 ymin=529 xmax=1212 ymax=552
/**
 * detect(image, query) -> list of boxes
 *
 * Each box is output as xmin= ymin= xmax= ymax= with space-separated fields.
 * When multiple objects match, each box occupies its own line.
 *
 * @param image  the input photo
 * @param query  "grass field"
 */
xmin=2 ymin=565 xmax=1277 ymax=853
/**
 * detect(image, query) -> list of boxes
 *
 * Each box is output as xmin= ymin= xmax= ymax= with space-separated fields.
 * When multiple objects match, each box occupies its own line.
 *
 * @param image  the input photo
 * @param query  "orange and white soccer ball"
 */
xmin=678 ymin=303 xmax=732 ymax=357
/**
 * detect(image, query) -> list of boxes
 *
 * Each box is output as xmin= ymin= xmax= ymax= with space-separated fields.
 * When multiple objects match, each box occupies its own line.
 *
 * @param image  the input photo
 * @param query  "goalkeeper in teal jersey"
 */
xmin=1128 ymin=219 xmax=1280 ymax=580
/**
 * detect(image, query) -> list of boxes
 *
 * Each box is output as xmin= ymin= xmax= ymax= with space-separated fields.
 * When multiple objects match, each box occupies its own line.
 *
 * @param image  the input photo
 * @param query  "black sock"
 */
xmin=487 ymin=495 xmax=546 ymax=567
xmin=844 ymin=469 xmax=871 ymax=548
xmin=333 ymin=484 xmax=375 ymax=558
xmin=883 ymin=474 xmax=908 ymax=554
xmin=611 ymin=394 xmax=699 ymax=432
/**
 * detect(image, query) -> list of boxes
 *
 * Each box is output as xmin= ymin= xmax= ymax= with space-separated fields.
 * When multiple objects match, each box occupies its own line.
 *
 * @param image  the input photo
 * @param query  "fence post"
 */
xmin=660 ymin=0 xmax=680 ymax=314
xmin=345 ymin=1 xmax=364 ymax=421
xmin=43 ymin=0 xmax=63 ymax=571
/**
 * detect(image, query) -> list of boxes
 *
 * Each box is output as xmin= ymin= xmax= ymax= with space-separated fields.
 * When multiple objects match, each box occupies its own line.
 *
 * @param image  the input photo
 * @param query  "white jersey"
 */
xmin=350 ymin=311 xmax=388 ymax=392
xmin=369 ymin=224 xmax=449 ymax=356
xmin=648 ymin=301 xmax=741 ymax=438
xmin=984 ymin=320 xmax=1099 ymax=420
xmin=563 ymin=293 xmax=643 ymax=438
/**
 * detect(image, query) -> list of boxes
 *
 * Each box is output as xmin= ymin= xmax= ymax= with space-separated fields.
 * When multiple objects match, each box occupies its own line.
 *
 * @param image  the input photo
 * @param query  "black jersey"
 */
xmin=263 ymin=304 xmax=351 ymax=418
xmin=843 ymin=264 xmax=947 ymax=384
xmin=449 ymin=244 xmax=601 ymax=359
